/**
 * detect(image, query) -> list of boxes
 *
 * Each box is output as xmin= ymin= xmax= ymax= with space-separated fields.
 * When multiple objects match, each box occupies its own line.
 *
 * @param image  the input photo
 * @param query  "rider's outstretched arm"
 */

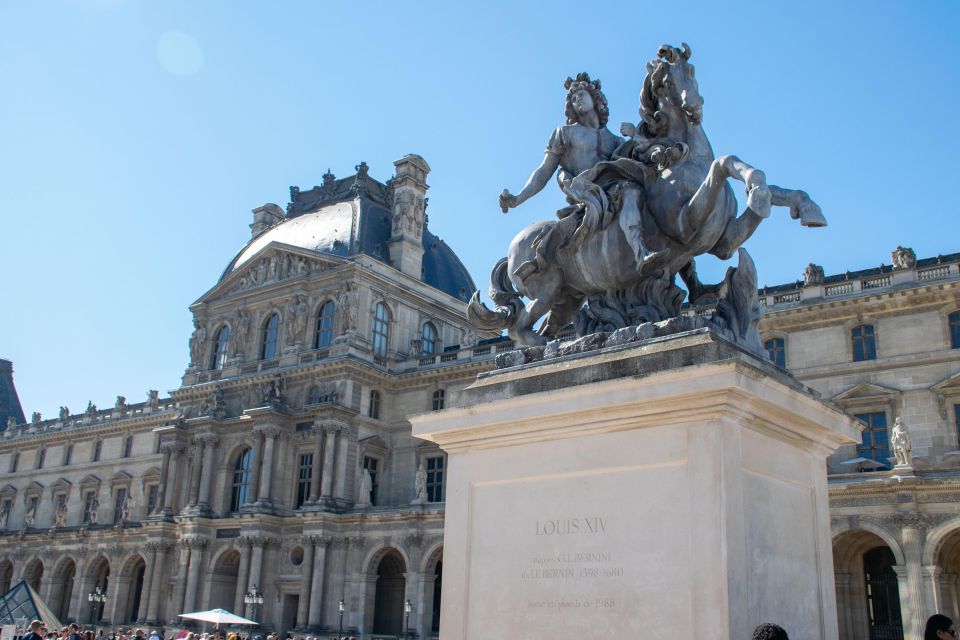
xmin=503 ymin=151 xmax=560 ymax=209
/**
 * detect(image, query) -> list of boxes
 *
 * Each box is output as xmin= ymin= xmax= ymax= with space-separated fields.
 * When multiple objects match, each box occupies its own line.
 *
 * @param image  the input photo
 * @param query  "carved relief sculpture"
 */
xmin=189 ymin=321 xmax=207 ymax=366
xmin=469 ymin=43 xmax=826 ymax=352
xmin=232 ymin=308 xmax=251 ymax=357
xmin=286 ymin=294 xmax=310 ymax=347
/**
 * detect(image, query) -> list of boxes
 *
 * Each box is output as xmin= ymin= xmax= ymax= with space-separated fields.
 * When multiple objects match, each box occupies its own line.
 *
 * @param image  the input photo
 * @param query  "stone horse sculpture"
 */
xmin=468 ymin=43 xmax=826 ymax=349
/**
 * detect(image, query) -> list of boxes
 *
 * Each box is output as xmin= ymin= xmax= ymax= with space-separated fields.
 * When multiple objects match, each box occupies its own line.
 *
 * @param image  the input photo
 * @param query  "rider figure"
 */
xmin=499 ymin=72 xmax=666 ymax=279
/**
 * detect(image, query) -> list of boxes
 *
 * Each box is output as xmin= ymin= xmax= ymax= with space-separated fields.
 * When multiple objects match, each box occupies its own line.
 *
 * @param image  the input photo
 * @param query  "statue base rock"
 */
xmin=411 ymin=329 xmax=859 ymax=640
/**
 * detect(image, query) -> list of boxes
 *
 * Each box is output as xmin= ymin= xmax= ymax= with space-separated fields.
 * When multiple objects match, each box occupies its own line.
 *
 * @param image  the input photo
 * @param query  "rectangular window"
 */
xmin=9 ymin=453 xmax=18 ymax=474
xmin=950 ymin=312 xmax=960 ymax=349
xmin=426 ymin=456 xmax=445 ymax=503
xmin=83 ymin=491 xmax=96 ymax=524
xmin=36 ymin=449 xmax=45 ymax=470
xmin=852 ymin=325 xmax=877 ymax=362
xmin=855 ymin=412 xmax=890 ymax=469
xmin=0 ymin=499 xmax=10 ymax=530
xmin=363 ymin=456 xmax=379 ymax=505
xmin=64 ymin=445 xmax=73 ymax=466
xmin=92 ymin=440 xmax=102 ymax=462
xmin=123 ymin=436 xmax=133 ymax=458
xmin=146 ymin=484 xmax=159 ymax=513
xmin=764 ymin=337 xmax=786 ymax=368
xmin=113 ymin=487 xmax=127 ymax=523
xmin=369 ymin=390 xmax=381 ymax=420
xmin=296 ymin=453 xmax=313 ymax=508
xmin=432 ymin=389 xmax=445 ymax=411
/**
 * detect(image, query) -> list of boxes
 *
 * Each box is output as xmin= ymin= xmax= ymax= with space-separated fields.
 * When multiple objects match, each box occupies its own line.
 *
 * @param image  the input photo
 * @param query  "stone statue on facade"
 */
xmin=260 ymin=376 xmax=285 ymax=407
xmin=202 ymin=385 xmax=227 ymax=419
xmin=85 ymin=401 xmax=97 ymax=418
xmin=31 ymin=412 xmax=41 ymax=424
xmin=24 ymin=500 xmax=36 ymax=528
xmin=59 ymin=406 xmax=70 ymax=421
xmin=232 ymin=308 xmax=251 ymax=357
xmin=358 ymin=469 xmax=373 ymax=508
xmin=286 ymin=294 xmax=310 ymax=346
xmin=119 ymin=495 xmax=131 ymax=523
xmin=336 ymin=285 xmax=357 ymax=335
xmin=892 ymin=246 xmax=917 ymax=270
xmin=5 ymin=417 xmax=15 ymax=430
xmin=469 ymin=43 xmax=826 ymax=353
xmin=146 ymin=389 xmax=159 ymax=409
xmin=413 ymin=463 xmax=428 ymax=504
xmin=803 ymin=263 xmax=825 ymax=286
xmin=114 ymin=395 xmax=127 ymax=414
xmin=891 ymin=417 xmax=913 ymax=467
xmin=0 ymin=502 xmax=8 ymax=530
xmin=86 ymin=495 xmax=100 ymax=525
xmin=189 ymin=321 xmax=207 ymax=366
xmin=53 ymin=500 xmax=68 ymax=528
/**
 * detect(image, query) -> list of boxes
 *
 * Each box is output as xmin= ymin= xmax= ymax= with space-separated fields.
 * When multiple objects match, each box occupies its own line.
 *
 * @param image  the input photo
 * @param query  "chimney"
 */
xmin=388 ymin=154 xmax=429 ymax=279
xmin=250 ymin=203 xmax=285 ymax=238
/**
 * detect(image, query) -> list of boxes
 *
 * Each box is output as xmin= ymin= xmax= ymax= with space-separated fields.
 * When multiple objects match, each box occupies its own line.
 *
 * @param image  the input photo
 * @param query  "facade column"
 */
xmin=170 ymin=542 xmax=191 ymax=623
xmin=834 ymin=572 xmax=853 ymax=640
xmin=137 ymin=544 xmax=158 ymax=622
xmin=308 ymin=426 xmax=324 ymax=503
xmin=68 ymin=568 xmax=89 ymax=623
xmin=296 ymin=538 xmax=315 ymax=627
xmin=925 ymin=565 xmax=944 ymax=619
xmin=146 ymin=544 xmax=169 ymax=624
xmin=344 ymin=536 xmax=366 ymax=632
xmin=246 ymin=537 xmax=268 ymax=618
xmin=332 ymin=427 xmax=349 ymax=501
xmin=256 ymin=427 xmax=280 ymax=505
xmin=187 ymin=439 xmax=204 ymax=507
xmin=247 ymin=433 xmax=264 ymax=504
xmin=183 ymin=539 xmax=207 ymax=614
xmin=163 ymin=447 xmax=184 ymax=512
xmin=403 ymin=534 xmax=424 ymax=639
xmin=319 ymin=425 xmax=339 ymax=501
xmin=234 ymin=539 xmax=252 ymax=616
xmin=197 ymin=436 xmax=219 ymax=510
xmin=106 ymin=576 xmax=130 ymax=624
xmin=154 ymin=446 xmax=172 ymax=514
xmin=307 ymin=537 xmax=330 ymax=627
xmin=901 ymin=524 xmax=928 ymax=640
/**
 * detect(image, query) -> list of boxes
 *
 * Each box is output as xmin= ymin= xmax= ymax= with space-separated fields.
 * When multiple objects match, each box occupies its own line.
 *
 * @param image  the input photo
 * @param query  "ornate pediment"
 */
xmin=23 ymin=481 xmax=43 ymax=497
xmin=78 ymin=474 xmax=101 ymax=488
xmin=0 ymin=484 xmax=16 ymax=498
xmin=50 ymin=478 xmax=72 ymax=496
xmin=832 ymin=383 xmax=901 ymax=408
xmin=141 ymin=466 xmax=161 ymax=481
xmin=359 ymin=435 xmax=388 ymax=457
xmin=932 ymin=372 xmax=960 ymax=418
xmin=110 ymin=470 xmax=133 ymax=485
xmin=200 ymin=244 xmax=343 ymax=304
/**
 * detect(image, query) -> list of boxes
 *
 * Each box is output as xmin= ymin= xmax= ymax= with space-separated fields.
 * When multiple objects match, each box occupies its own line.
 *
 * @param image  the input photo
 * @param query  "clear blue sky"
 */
xmin=2 ymin=1 xmax=958 ymax=419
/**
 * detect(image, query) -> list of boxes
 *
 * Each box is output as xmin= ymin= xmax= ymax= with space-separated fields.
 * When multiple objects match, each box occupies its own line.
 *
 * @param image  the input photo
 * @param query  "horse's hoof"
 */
xmin=800 ymin=204 xmax=827 ymax=227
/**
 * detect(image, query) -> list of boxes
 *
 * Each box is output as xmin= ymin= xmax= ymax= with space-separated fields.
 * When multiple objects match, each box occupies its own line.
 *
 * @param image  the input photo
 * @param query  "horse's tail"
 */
xmin=466 ymin=257 xmax=524 ymax=332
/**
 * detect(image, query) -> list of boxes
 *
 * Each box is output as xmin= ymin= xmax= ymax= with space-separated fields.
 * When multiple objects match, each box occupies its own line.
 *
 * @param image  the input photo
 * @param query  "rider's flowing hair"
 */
xmin=564 ymin=72 xmax=609 ymax=128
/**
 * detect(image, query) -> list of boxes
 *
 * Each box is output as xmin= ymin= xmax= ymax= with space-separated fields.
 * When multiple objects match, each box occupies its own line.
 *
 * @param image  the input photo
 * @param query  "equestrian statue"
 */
xmin=467 ymin=43 xmax=826 ymax=352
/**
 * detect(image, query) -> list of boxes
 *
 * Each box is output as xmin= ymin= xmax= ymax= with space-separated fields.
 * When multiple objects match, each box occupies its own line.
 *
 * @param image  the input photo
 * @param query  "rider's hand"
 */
xmin=499 ymin=189 xmax=517 ymax=213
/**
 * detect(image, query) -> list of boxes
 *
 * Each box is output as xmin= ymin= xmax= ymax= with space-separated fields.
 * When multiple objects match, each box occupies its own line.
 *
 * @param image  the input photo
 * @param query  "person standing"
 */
xmin=925 ymin=614 xmax=956 ymax=640
xmin=22 ymin=621 xmax=44 ymax=640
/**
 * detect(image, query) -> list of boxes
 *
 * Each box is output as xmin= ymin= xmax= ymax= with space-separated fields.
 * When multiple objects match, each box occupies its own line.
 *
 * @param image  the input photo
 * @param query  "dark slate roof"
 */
xmin=0 ymin=359 xmax=26 ymax=430
xmin=221 ymin=163 xmax=476 ymax=302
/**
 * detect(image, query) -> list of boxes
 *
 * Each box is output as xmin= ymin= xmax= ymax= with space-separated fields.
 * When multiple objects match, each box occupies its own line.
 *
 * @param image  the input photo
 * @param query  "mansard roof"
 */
xmin=0 ymin=360 xmax=25 ymax=430
xmin=218 ymin=163 xmax=475 ymax=302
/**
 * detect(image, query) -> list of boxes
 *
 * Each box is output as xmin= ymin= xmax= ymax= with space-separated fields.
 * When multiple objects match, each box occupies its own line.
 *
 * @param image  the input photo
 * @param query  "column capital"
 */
xmin=323 ymin=422 xmax=344 ymax=436
xmin=309 ymin=535 xmax=333 ymax=547
xmin=180 ymin=536 xmax=209 ymax=550
xmin=924 ymin=565 xmax=944 ymax=578
xmin=254 ymin=424 xmax=283 ymax=438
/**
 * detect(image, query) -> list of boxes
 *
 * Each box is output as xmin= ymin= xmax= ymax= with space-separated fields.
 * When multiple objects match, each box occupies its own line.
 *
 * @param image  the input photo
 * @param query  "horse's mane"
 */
xmin=638 ymin=44 xmax=690 ymax=138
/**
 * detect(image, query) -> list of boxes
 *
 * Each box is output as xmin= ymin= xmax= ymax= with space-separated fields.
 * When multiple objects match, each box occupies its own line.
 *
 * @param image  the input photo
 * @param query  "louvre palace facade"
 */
xmin=0 ymin=155 xmax=959 ymax=640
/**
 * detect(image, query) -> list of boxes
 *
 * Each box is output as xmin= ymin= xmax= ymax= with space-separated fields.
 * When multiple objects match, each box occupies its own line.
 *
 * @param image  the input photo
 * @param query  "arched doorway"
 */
xmin=431 ymin=560 xmax=442 ymax=634
xmin=50 ymin=558 xmax=76 ymax=622
xmin=834 ymin=529 xmax=904 ymax=640
xmin=0 ymin=559 xmax=13 ymax=594
xmin=23 ymin=558 xmax=43 ymax=593
xmin=930 ymin=525 xmax=960 ymax=620
xmin=209 ymin=549 xmax=241 ymax=611
xmin=372 ymin=551 xmax=406 ymax=635
xmin=85 ymin=556 xmax=110 ymax=624
xmin=120 ymin=556 xmax=146 ymax=624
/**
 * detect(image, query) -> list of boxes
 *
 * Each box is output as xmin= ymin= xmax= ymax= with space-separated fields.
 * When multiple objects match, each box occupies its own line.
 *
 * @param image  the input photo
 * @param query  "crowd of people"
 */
xmin=14 ymin=613 xmax=957 ymax=640
xmin=15 ymin=622 xmax=357 ymax=640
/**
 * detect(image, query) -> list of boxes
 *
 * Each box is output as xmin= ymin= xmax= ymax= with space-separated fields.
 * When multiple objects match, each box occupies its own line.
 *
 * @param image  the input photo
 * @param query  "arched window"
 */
xmin=307 ymin=385 xmax=321 ymax=405
xmin=369 ymin=390 xmax=381 ymax=420
xmin=261 ymin=314 xmax=280 ymax=360
xmin=230 ymin=448 xmax=254 ymax=512
xmin=372 ymin=303 xmax=390 ymax=357
xmin=764 ymin=337 xmax=786 ymax=368
xmin=422 ymin=322 xmax=438 ymax=356
xmin=315 ymin=300 xmax=336 ymax=349
xmin=852 ymin=324 xmax=877 ymax=362
xmin=950 ymin=311 xmax=960 ymax=349
xmin=210 ymin=325 xmax=230 ymax=370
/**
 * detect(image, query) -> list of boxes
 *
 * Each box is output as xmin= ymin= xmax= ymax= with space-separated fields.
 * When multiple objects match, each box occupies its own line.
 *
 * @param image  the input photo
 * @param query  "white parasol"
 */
xmin=178 ymin=609 xmax=258 ymax=629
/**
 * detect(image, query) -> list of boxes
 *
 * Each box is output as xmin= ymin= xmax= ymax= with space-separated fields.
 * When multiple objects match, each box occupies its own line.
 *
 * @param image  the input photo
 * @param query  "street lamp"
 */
xmin=243 ymin=584 xmax=264 ymax=623
xmin=87 ymin=585 xmax=107 ymax=624
xmin=338 ymin=598 xmax=345 ymax=639
xmin=404 ymin=599 xmax=412 ymax=640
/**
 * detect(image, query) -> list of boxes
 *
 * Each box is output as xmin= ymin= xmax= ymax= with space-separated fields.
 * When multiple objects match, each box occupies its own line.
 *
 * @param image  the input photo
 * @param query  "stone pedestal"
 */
xmin=411 ymin=330 xmax=860 ymax=640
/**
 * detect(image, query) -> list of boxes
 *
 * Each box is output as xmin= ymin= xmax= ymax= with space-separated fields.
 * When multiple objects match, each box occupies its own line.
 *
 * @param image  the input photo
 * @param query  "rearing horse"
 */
xmin=468 ymin=43 xmax=825 ymax=346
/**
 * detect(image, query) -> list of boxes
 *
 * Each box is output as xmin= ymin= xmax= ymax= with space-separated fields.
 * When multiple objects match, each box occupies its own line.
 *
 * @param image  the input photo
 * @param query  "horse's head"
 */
xmin=640 ymin=42 xmax=703 ymax=134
